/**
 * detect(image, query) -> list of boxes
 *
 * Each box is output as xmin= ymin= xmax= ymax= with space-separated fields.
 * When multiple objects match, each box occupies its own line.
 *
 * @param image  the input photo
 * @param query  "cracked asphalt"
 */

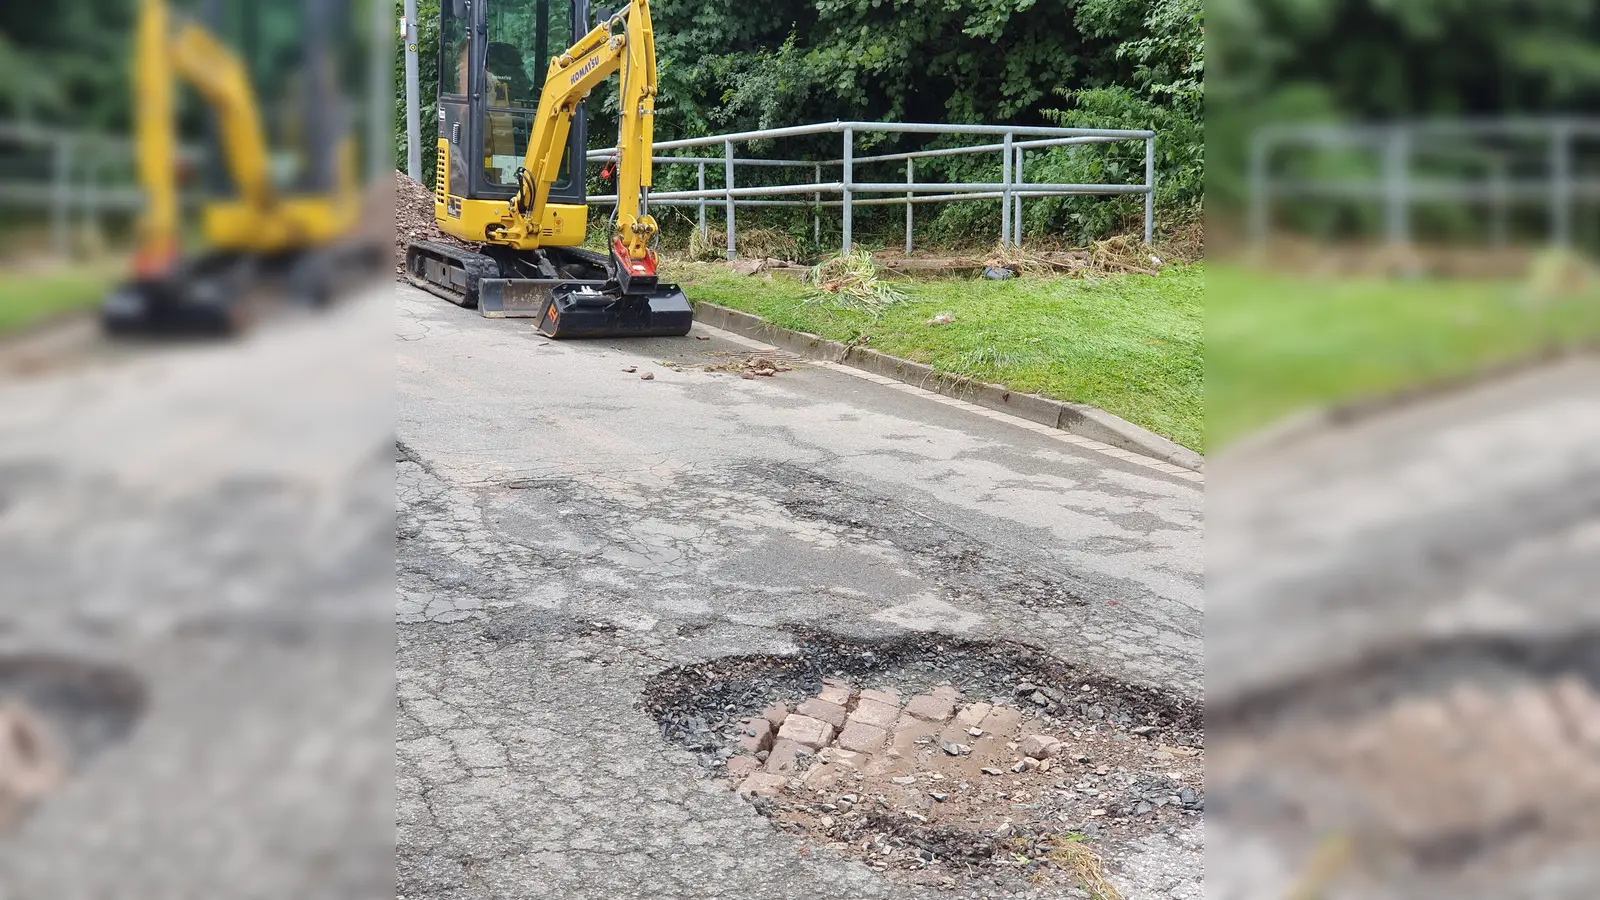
xmin=0 ymin=293 xmax=393 ymax=898
xmin=395 ymin=283 xmax=1203 ymax=899
xmin=1207 ymin=355 xmax=1600 ymax=899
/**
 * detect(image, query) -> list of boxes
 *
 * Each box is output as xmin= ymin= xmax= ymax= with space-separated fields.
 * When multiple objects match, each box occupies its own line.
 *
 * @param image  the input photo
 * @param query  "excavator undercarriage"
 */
xmin=405 ymin=241 xmax=690 ymax=337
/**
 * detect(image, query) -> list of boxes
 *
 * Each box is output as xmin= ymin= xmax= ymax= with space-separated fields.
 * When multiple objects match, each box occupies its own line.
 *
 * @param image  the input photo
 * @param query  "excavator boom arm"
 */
xmin=513 ymin=0 xmax=658 ymax=267
xmin=132 ymin=0 xmax=275 ymax=272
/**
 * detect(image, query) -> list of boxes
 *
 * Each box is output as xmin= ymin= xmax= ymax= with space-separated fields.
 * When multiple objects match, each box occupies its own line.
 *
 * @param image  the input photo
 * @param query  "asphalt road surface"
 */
xmin=394 ymin=282 xmax=1203 ymax=899
xmin=0 ymin=294 xmax=393 ymax=898
xmin=1208 ymin=355 xmax=1600 ymax=899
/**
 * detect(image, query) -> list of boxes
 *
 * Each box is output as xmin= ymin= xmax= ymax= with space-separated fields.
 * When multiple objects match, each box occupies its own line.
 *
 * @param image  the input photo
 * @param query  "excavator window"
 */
xmin=440 ymin=0 xmax=468 ymax=97
xmin=479 ymin=0 xmax=577 ymax=190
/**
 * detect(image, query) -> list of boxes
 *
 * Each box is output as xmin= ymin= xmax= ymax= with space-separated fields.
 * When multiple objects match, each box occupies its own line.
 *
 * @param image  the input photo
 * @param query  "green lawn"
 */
xmin=0 ymin=268 xmax=114 ymax=334
xmin=1207 ymin=263 xmax=1600 ymax=449
xmin=675 ymin=263 xmax=1204 ymax=452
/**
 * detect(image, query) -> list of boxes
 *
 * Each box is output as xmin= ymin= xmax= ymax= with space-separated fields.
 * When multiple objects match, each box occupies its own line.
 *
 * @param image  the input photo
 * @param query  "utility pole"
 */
xmin=369 ymin=0 xmax=392 ymax=182
xmin=402 ymin=0 xmax=422 ymax=181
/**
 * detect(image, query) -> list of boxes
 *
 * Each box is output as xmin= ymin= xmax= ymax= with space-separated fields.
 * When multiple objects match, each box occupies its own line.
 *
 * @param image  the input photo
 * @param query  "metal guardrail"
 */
xmin=4 ymin=118 xmax=1159 ymax=260
xmin=587 ymin=121 xmax=1157 ymax=258
xmin=1248 ymin=117 xmax=1600 ymax=248
xmin=0 ymin=122 xmax=211 ymax=258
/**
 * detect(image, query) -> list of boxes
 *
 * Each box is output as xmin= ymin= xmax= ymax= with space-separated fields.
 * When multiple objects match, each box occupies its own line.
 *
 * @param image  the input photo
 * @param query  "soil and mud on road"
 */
xmin=395 ymin=262 xmax=1203 ymax=900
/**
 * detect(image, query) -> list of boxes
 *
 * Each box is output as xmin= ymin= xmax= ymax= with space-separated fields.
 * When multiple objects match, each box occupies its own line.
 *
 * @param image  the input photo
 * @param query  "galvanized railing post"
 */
xmin=1143 ymin=135 xmax=1155 ymax=246
xmin=1551 ymin=120 xmax=1573 ymax=247
xmin=1490 ymin=157 xmax=1509 ymax=248
xmin=1248 ymin=132 xmax=1269 ymax=248
xmin=813 ymin=163 xmax=822 ymax=244
xmin=724 ymin=140 xmax=736 ymax=260
xmin=842 ymin=127 xmax=855 ymax=254
xmin=52 ymin=135 xmax=73 ymax=257
xmin=697 ymin=162 xmax=707 ymax=242
xmin=1001 ymin=131 xmax=1013 ymax=247
xmin=905 ymin=157 xmax=915 ymax=255
xmin=1383 ymin=126 xmax=1411 ymax=248
xmin=1013 ymin=146 xmax=1024 ymax=247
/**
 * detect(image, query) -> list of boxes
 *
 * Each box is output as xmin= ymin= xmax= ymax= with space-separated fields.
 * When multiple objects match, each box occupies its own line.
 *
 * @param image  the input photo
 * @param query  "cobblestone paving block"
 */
xmin=760 ymin=703 xmax=790 ymax=729
xmin=736 ymin=717 xmax=774 ymax=754
xmin=795 ymin=698 xmax=848 ymax=729
xmin=801 ymin=763 xmax=851 ymax=793
xmin=903 ymin=691 xmax=956 ymax=723
xmin=818 ymin=747 xmax=868 ymax=770
xmin=764 ymin=738 xmax=811 ymax=776
xmin=887 ymin=715 xmax=942 ymax=760
xmin=817 ymin=678 xmax=855 ymax=707
xmin=777 ymin=714 xmax=835 ymax=751
xmin=835 ymin=720 xmax=889 ymax=754
xmin=953 ymin=702 xmax=993 ymax=732
xmin=978 ymin=705 xmax=1024 ymax=739
xmin=859 ymin=688 xmax=900 ymax=708
xmin=847 ymin=697 xmax=899 ymax=730
xmin=737 ymin=772 xmax=789 ymax=799
xmin=726 ymin=756 xmax=759 ymax=779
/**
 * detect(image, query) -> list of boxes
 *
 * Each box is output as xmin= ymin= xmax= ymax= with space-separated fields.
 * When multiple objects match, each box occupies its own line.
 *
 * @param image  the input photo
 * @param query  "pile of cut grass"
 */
xmin=803 ymin=248 xmax=907 ymax=312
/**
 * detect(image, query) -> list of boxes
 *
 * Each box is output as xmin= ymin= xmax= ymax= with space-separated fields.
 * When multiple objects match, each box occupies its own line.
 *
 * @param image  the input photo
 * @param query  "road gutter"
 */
xmin=691 ymin=300 xmax=1204 ymax=472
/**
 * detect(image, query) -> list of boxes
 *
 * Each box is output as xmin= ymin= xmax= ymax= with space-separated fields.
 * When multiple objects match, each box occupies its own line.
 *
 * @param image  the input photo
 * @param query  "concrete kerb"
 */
xmin=691 ymin=301 xmax=1204 ymax=472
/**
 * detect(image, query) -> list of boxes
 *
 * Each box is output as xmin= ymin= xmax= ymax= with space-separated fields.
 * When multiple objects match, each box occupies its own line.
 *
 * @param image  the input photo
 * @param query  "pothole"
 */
xmin=1210 ymin=630 xmax=1600 ymax=893
xmin=0 ymin=654 xmax=147 ymax=835
xmin=643 ymin=630 xmax=1202 ymax=893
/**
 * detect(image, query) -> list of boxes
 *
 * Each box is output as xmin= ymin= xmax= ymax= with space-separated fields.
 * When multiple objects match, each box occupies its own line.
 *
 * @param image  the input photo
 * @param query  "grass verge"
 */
xmin=671 ymin=260 xmax=1203 ymax=452
xmin=0 ymin=267 xmax=115 ymax=335
xmin=1207 ymin=262 xmax=1600 ymax=449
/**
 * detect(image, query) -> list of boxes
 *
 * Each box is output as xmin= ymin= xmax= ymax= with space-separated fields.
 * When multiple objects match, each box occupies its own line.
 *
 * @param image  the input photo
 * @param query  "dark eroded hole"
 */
xmin=1210 ymin=629 xmax=1600 ymax=885
xmin=0 ymin=654 xmax=147 ymax=834
xmin=644 ymin=629 xmax=1202 ymax=891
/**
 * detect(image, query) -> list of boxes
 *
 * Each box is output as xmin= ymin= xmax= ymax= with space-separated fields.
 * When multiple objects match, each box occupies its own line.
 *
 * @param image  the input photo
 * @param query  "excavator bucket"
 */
xmin=101 ymin=254 xmax=253 ymax=336
xmin=534 ymin=282 xmax=693 ymax=339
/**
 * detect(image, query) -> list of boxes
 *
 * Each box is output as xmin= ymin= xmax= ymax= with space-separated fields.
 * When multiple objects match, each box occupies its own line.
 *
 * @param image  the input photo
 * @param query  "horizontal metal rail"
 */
xmin=1250 ymin=116 xmax=1600 ymax=247
xmin=642 ymin=120 xmax=1151 ymax=154
xmin=586 ymin=135 xmax=1131 ymax=168
xmin=846 ymin=135 xmax=1130 ymax=166
xmin=593 ymin=119 xmax=1157 ymax=256
xmin=1262 ymin=178 xmax=1600 ymax=202
xmin=585 ymin=153 xmax=813 ymax=168
xmin=593 ymin=190 xmax=1114 ymax=209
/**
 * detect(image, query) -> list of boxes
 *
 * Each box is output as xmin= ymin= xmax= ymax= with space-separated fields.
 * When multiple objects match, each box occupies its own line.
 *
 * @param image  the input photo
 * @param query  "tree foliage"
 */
xmin=1207 ymin=0 xmax=1600 ymax=211
xmin=0 ymin=0 xmax=133 ymax=129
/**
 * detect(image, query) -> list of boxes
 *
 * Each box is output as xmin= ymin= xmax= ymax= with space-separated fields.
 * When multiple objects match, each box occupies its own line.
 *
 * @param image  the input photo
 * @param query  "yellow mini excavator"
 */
xmin=103 ymin=0 xmax=365 ymax=335
xmin=404 ymin=0 xmax=691 ymax=338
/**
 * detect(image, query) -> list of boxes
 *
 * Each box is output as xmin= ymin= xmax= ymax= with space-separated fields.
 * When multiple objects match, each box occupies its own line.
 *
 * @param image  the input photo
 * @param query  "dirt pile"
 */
xmin=394 ymin=171 xmax=480 ymax=275
xmin=705 ymin=355 xmax=793 ymax=379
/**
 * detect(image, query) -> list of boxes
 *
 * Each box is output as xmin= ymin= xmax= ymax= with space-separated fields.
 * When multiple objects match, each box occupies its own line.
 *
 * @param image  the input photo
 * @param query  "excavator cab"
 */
xmin=434 ymin=0 xmax=589 ymax=239
xmin=407 ymin=0 xmax=692 ymax=338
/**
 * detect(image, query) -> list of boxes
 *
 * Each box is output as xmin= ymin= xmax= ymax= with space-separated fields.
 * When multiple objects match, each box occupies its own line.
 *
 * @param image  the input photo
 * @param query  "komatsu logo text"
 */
xmin=569 ymin=56 xmax=600 ymax=85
